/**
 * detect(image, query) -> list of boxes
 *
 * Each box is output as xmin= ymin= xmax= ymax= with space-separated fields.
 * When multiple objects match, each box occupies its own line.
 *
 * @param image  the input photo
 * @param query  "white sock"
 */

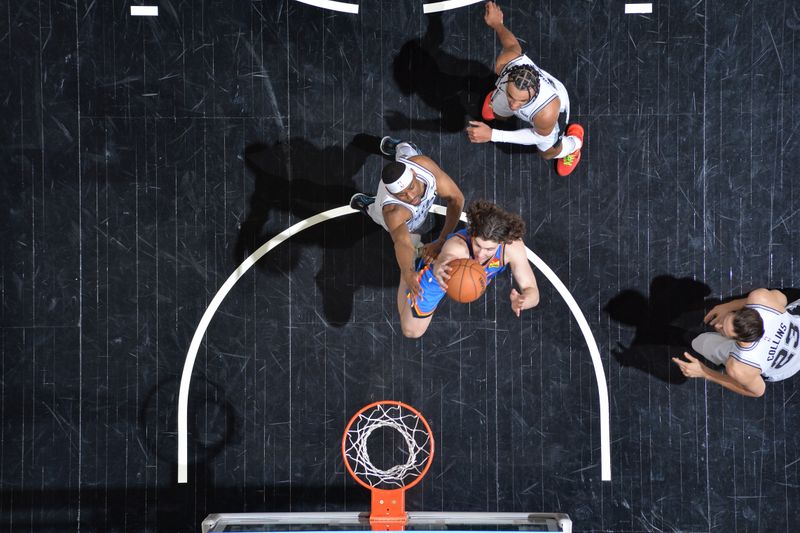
xmin=556 ymin=135 xmax=582 ymax=159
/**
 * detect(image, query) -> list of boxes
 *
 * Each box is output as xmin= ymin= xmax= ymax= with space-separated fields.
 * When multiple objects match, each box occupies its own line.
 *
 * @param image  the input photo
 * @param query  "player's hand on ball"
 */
xmin=467 ymin=121 xmax=492 ymax=143
xmin=484 ymin=2 xmax=504 ymax=29
xmin=404 ymin=270 xmax=423 ymax=303
xmin=421 ymin=240 xmax=444 ymax=264
xmin=671 ymin=352 xmax=706 ymax=379
xmin=510 ymin=289 xmax=526 ymax=317
xmin=434 ymin=261 xmax=453 ymax=290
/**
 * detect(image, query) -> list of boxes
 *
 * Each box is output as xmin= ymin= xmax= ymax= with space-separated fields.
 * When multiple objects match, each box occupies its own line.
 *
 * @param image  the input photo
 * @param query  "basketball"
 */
xmin=445 ymin=258 xmax=487 ymax=303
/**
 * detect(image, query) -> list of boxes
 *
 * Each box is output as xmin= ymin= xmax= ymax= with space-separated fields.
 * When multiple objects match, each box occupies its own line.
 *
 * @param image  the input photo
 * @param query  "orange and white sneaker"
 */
xmin=481 ymin=91 xmax=495 ymax=121
xmin=556 ymin=124 xmax=585 ymax=177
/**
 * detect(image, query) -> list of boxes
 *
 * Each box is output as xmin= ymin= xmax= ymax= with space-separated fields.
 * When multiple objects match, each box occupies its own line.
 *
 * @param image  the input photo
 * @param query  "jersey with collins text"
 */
xmin=732 ymin=304 xmax=800 ymax=382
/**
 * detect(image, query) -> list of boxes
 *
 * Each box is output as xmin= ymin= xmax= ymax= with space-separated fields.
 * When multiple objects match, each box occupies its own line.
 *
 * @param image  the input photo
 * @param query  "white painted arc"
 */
xmin=177 ymin=204 xmax=611 ymax=483
xmin=292 ymin=0 xmax=359 ymax=14
xmin=430 ymin=206 xmax=611 ymax=481
xmin=177 ymin=206 xmax=355 ymax=483
xmin=423 ymin=0 xmax=484 ymax=14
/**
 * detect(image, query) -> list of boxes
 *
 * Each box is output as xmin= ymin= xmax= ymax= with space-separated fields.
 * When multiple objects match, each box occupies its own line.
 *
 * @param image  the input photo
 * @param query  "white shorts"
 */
xmin=691 ymin=332 xmax=737 ymax=366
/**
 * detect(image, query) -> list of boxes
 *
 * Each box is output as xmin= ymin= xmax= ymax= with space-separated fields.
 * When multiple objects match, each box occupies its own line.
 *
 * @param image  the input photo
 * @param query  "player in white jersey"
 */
xmin=466 ymin=2 xmax=585 ymax=177
xmin=350 ymin=137 xmax=464 ymax=304
xmin=672 ymin=289 xmax=800 ymax=397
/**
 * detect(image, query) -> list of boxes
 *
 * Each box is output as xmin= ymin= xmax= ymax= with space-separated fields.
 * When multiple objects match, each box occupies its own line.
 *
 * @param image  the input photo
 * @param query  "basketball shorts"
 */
xmin=409 ymin=261 xmax=447 ymax=319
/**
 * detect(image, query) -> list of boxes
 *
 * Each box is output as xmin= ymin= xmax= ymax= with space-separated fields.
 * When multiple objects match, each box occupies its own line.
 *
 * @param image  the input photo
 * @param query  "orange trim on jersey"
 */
xmin=411 ymin=300 xmax=436 ymax=318
xmin=407 ymin=264 xmax=436 ymax=318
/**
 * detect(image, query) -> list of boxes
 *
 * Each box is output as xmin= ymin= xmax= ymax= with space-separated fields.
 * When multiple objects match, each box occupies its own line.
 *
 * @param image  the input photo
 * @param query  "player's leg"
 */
xmin=397 ymin=275 xmax=435 ymax=338
xmin=350 ymin=191 xmax=392 ymax=232
xmin=690 ymin=332 xmax=736 ymax=366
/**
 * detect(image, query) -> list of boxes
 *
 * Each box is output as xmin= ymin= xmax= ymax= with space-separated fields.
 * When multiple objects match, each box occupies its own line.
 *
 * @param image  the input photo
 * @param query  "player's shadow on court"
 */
xmin=389 ymin=15 xmax=547 ymax=158
xmin=388 ymin=15 xmax=496 ymax=133
xmin=604 ymin=275 xmax=713 ymax=384
xmin=606 ymin=282 xmax=800 ymax=384
xmin=237 ymin=135 xmax=377 ymax=267
xmin=239 ymin=135 xmax=436 ymax=326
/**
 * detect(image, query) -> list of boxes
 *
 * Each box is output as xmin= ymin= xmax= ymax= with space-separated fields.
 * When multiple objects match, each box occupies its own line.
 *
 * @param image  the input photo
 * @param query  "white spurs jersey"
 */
xmin=497 ymin=54 xmax=570 ymax=124
xmin=376 ymin=157 xmax=437 ymax=233
xmin=732 ymin=304 xmax=800 ymax=382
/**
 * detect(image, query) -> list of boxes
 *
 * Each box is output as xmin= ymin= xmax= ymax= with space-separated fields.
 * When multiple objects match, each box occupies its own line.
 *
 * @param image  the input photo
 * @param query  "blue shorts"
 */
xmin=409 ymin=260 xmax=447 ymax=318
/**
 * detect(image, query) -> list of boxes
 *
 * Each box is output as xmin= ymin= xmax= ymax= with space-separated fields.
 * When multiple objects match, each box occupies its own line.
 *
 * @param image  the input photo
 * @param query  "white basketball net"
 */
xmin=344 ymin=403 xmax=432 ymax=489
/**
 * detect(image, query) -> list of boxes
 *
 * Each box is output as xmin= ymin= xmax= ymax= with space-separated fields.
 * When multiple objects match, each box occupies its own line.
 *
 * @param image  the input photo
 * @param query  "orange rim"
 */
xmin=341 ymin=400 xmax=435 ymax=492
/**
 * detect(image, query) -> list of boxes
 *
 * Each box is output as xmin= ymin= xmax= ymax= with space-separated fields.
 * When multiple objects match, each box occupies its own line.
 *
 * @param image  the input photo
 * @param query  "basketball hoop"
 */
xmin=342 ymin=401 xmax=435 ymax=531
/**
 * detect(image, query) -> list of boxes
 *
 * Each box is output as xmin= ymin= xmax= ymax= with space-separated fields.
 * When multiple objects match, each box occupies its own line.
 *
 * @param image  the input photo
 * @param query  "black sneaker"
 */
xmin=379 ymin=136 xmax=402 ymax=157
xmin=350 ymin=193 xmax=375 ymax=213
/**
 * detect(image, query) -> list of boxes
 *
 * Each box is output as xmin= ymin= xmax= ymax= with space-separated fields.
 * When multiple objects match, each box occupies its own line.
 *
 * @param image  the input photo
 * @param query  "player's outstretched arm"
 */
xmin=671 ymin=353 xmax=766 ymax=397
xmin=483 ymin=100 xmax=561 ymax=146
xmin=385 ymin=205 xmax=422 ymax=301
xmin=505 ymin=240 xmax=539 ymax=317
xmin=484 ymin=1 xmax=522 ymax=74
xmin=410 ymin=156 xmax=465 ymax=263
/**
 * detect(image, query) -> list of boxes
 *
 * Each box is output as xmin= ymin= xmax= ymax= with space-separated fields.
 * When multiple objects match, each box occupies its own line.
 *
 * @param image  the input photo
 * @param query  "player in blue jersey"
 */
xmin=398 ymin=200 xmax=540 ymax=338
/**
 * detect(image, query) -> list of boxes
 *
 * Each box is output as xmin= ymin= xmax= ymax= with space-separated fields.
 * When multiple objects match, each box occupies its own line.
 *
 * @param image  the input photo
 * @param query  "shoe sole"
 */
xmin=556 ymin=124 xmax=584 ymax=176
xmin=380 ymin=136 xmax=397 ymax=156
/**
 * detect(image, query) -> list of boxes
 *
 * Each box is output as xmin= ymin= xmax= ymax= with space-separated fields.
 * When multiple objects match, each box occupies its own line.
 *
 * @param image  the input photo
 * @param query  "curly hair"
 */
xmin=465 ymin=200 xmax=526 ymax=243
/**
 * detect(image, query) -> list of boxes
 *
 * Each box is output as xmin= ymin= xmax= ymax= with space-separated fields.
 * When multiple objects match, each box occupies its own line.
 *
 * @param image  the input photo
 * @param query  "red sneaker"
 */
xmin=556 ymin=124 xmax=584 ymax=176
xmin=481 ymin=91 xmax=495 ymax=121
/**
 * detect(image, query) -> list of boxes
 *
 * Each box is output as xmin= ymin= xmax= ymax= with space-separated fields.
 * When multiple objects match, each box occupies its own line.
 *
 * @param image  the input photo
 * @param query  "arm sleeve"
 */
xmin=490 ymin=127 xmax=541 ymax=145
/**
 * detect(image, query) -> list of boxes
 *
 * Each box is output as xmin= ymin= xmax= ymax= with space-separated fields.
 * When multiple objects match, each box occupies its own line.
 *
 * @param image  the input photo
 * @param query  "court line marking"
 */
xmin=130 ymin=6 xmax=158 ymax=16
xmin=625 ymin=3 xmax=653 ymax=14
xmin=423 ymin=0 xmax=484 ymax=14
xmin=177 ymin=205 xmax=611 ymax=482
xmin=292 ymin=0 xmax=359 ymax=14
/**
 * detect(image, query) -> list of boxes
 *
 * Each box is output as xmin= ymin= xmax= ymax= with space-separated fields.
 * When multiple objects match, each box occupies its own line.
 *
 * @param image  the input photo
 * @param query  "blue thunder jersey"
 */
xmin=410 ymin=229 xmax=508 ymax=318
xmin=732 ymin=303 xmax=800 ymax=382
xmin=376 ymin=157 xmax=438 ymax=233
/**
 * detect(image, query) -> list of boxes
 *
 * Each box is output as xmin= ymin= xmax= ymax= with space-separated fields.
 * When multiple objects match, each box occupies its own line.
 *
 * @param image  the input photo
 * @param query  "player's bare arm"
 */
xmin=747 ymin=288 xmax=787 ymax=312
xmin=409 ymin=156 xmax=465 ymax=263
xmin=431 ymin=237 xmax=470 ymax=290
xmin=504 ymin=240 xmax=540 ymax=317
xmin=384 ymin=204 xmax=422 ymax=300
xmin=671 ymin=352 xmax=766 ymax=397
xmin=704 ymin=288 xmax=787 ymax=325
xmin=484 ymin=2 xmax=522 ymax=74
xmin=531 ymin=99 xmax=560 ymax=136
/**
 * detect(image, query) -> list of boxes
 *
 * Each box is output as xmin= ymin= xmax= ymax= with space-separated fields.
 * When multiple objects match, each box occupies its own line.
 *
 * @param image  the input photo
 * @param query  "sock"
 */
xmin=556 ymin=135 xmax=582 ymax=159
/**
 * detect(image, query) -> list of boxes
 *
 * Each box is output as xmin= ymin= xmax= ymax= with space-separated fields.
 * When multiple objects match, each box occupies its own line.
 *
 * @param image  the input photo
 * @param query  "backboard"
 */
xmin=201 ymin=511 xmax=572 ymax=533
